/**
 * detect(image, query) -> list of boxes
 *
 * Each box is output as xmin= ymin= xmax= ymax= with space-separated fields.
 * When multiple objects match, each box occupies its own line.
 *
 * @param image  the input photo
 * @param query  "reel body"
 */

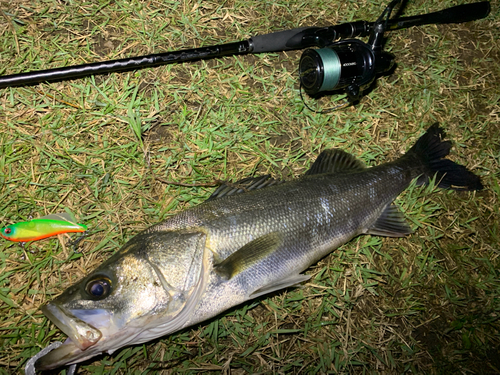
xmin=298 ymin=0 xmax=401 ymax=105
xmin=299 ymin=40 xmax=395 ymax=101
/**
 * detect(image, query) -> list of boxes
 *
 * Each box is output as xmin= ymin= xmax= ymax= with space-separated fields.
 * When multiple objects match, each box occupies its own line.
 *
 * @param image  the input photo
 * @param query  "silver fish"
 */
xmin=36 ymin=124 xmax=482 ymax=370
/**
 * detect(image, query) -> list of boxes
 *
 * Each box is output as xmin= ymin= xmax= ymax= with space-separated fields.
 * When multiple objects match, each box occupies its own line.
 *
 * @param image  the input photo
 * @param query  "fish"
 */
xmin=1 ymin=212 xmax=87 ymax=243
xmin=35 ymin=124 xmax=483 ymax=371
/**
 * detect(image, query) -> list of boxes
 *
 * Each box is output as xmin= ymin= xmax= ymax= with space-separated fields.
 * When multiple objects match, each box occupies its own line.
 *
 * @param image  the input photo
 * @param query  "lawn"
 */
xmin=1 ymin=0 xmax=499 ymax=373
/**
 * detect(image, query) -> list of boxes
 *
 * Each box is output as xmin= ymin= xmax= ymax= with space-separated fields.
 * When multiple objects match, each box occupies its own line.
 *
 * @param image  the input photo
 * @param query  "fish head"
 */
xmin=36 ymin=229 xmax=207 ymax=370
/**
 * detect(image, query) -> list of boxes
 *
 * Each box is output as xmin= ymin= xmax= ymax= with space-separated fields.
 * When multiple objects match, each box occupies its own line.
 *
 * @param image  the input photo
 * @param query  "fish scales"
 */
xmin=162 ymin=162 xmax=411 ymax=329
xmin=34 ymin=124 xmax=483 ymax=371
xmin=157 ymin=161 xmax=407 ymax=265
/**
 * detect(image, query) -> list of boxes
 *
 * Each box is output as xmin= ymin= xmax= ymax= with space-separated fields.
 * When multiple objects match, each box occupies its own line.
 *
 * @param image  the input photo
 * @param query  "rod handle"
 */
xmin=249 ymin=27 xmax=320 ymax=52
xmin=407 ymin=1 xmax=490 ymax=27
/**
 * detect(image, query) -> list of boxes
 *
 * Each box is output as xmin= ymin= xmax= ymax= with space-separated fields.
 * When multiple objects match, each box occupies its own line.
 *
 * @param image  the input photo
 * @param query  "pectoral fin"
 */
xmin=214 ymin=232 xmax=283 ymax=279
xmin=366 ymin=204 xmax=413 ymax=237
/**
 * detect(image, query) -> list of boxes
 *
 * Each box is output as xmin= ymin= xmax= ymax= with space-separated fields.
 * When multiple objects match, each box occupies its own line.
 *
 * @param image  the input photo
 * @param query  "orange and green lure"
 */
xmin=0 ymin=213 xmax=87 ymax=243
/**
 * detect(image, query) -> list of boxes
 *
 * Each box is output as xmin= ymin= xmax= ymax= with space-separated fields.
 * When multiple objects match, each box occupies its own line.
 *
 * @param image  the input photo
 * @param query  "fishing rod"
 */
xmin=0 ymin=1 xmax=491 ymax=105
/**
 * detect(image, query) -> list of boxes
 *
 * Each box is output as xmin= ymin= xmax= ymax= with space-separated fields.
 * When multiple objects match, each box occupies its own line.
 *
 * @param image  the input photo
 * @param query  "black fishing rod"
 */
xmin=0 ymin=1 xmax=491 ymax=99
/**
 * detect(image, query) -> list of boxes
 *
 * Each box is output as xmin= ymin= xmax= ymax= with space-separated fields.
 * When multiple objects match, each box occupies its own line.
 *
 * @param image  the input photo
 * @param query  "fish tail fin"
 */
xmin=405 ymin=123 xmax=483 ymax=191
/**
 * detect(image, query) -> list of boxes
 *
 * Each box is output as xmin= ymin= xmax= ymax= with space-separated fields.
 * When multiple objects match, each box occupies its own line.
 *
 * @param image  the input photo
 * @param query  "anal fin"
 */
xmin=366 ymin=204 xmax=413 ymax=237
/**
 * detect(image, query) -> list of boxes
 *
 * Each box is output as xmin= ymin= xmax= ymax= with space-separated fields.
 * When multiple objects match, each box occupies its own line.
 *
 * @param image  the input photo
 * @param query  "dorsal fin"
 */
xmin=37 ymin=212 xmax=77 ymax=223
xmin=207 ymin=175 xmax=283 ymax=201
xmin=305 ymin=149 xmax=365 ymax=176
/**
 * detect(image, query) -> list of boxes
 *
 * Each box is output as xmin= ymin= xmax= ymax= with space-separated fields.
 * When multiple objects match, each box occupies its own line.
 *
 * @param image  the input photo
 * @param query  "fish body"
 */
xmin=1 ymin=213 xmax=87 ymax=242
xmin=36 ymin=125 xmax=482 ymax=370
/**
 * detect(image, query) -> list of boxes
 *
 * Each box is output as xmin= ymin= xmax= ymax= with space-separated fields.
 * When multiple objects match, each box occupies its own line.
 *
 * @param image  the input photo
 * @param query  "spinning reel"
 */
xmin=298 ymin=0 xmax=401 ymax=107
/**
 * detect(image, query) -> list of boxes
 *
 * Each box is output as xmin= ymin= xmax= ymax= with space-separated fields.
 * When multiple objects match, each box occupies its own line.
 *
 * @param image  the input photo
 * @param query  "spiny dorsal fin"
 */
xmin=207 ymin=175 xmax=283 ymax=201
xmin=214 ymin=232 xmax=283 ymax=279
xmin=305 ymin=149 xmax=365 ymax=176
xmin=366 ymin=204 xmax=413 ymax=237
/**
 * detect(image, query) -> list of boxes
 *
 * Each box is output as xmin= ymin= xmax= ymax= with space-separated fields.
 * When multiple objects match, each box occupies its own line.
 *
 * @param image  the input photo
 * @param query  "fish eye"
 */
xmin=3 ymin=228 xmax=11 ymax=235
xmin=85 ymin=277 xmax=112 ymax=299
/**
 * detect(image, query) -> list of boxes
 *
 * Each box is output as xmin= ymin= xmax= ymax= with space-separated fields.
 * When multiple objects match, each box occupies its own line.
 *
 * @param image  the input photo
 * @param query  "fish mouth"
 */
xmin=42 ymin=303 xmax=102 ymax=350
xmin=35 ymin=303 xmax=104 ymax=370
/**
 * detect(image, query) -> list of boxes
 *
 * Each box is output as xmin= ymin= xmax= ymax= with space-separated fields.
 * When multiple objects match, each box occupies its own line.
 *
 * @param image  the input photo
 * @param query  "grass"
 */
xmin=1 ymin=0 xmax=499 ymax=373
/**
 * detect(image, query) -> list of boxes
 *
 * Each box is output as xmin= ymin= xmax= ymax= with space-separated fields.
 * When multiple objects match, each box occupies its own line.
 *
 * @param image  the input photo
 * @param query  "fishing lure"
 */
xmin=0 ymin=213 xmax=87 ymax=243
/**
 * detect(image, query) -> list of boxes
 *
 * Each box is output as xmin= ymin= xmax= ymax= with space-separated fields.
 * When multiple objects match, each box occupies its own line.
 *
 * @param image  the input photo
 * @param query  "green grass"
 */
xmin=1 ymin=0 xmax=499 ymax=373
